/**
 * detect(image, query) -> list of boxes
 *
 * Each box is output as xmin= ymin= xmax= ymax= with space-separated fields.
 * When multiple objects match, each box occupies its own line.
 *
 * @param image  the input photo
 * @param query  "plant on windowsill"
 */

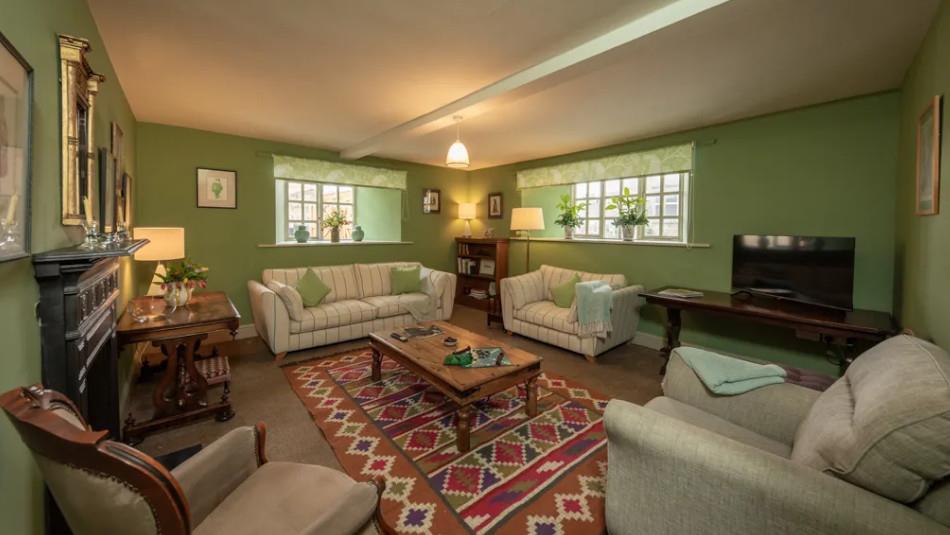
xmin=553 ymin=194 xmax=588 ymax=240
xmin=606 ymin=187 xmax=648 ymax=241
xmin=322 ymin=210 xmax=349 ymax=243
xmin=158 ymin=259 xmax=209 ymax=309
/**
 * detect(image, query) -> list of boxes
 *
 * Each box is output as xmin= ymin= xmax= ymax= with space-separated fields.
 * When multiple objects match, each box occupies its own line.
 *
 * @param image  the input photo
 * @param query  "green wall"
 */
xmin=469 ymin=92 xmax=902 ymax=373
xmin=0 ymin=1 xmax=139 ymax=533
xmin=135 ymin=123 xmax=468 ymax=319
xmin=355 ymin=186 xmax=402 ymax=242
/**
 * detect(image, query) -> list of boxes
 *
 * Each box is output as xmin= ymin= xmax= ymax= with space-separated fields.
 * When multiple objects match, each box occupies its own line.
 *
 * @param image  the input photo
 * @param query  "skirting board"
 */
xmin=631 ymin=331 xmax=664 ymax=351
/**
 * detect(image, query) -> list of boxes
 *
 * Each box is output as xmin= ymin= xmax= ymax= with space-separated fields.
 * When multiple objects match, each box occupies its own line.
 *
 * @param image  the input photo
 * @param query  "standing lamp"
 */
xmin=510 ymin=207 xmax=544 ymax=272
xmin=459 ymin=203 xmax=476 ymax=238
xmin=133 ymin=227 xmax=185 ymax=296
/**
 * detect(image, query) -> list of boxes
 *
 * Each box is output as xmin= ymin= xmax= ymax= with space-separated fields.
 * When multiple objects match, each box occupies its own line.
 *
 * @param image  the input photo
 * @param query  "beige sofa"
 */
xmin=248 ymin=262 xmax=456 ymax=359
xmin=500 ymin=264 xmax=644 ymax=362
xmin=605 ymin=335 xmax=950 ymax=534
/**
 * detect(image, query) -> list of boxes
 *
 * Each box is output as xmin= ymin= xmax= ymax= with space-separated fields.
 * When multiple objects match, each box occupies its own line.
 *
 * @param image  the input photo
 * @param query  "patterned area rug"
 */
xmin=283 ymin=347 xmax=609 ymax=534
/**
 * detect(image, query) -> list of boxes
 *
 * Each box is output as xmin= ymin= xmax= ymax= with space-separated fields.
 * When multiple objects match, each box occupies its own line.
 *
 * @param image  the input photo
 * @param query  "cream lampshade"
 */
xmin=510 ymin=208 xmax=544 ymax=272
xmin=458 ymin=203 xmax=476 ymax=237
xmin=133 ymin=227 xmax=185 ymax=296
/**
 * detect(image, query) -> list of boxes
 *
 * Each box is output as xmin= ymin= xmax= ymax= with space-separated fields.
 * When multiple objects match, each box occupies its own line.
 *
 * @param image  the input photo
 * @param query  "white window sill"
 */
xmin=509 ymin=236 xmax=710 ymax=248
xmin=259 ymin=240 xmax=414 ymax=248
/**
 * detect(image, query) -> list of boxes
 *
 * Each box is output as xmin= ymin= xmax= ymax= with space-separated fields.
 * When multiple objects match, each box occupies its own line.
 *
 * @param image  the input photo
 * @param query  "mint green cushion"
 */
xmin=391 ymin=266 xmax=421 ymax=295
xmin=295 ymin=269 xmax=331 ymax=307
xmin=552 ymin=273 xmax=581 ymax=308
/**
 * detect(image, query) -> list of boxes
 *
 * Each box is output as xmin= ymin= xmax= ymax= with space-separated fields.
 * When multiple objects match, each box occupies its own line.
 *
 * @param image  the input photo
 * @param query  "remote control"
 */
xmin=390 ymin=332 xmax=409 ymax=342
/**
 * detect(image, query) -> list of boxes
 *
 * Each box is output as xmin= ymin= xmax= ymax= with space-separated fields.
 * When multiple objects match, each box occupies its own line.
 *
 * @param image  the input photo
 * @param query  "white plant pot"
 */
xmin=164 ymin=284 xmax=193 ymax=309
xmin=621 ymin=225 xmax=635 ymax=241
xmin=564 ymin=226 xmax=574 ymax=240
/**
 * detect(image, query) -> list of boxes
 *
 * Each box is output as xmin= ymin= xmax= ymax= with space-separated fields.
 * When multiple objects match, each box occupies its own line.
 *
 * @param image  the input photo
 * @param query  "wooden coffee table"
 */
xmin=369 ymin=321 xmax=542 ymax=452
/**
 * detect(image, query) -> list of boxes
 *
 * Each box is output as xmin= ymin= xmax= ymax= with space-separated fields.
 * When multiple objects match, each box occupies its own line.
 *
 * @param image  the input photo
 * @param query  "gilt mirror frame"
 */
xmin=58 ymin=34 xmax=104 ymax=226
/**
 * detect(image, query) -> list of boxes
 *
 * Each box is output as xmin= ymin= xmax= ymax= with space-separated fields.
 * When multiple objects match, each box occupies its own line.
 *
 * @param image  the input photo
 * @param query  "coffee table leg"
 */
xmin=456 ymin=405 xmax=473 ymax=452
xmin=371 ymin=348 xmax=382 ymax=382
xmin=525 ymin=376 xmax=539 ymax=417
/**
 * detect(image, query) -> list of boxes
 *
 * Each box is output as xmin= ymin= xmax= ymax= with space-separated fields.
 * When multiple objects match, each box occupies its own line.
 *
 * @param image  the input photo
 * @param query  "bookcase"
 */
xmin=455 ymin=237 xmax=508 ymax=319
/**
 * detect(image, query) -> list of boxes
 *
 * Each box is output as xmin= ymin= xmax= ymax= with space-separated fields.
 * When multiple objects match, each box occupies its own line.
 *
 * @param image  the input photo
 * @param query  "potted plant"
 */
xmin=158 ymin=259 xmax=208 ymax=309
xmin=554 ymin=194 xmax=588 ymax=239
xmin=606 ymin=187 xmax=648 ymax=241
xmin=322 ymin=210 xmax=349 ymax=243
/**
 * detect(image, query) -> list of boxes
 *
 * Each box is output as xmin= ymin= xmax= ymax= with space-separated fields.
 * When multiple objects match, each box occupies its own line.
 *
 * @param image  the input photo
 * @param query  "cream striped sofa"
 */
xmin=500 ymin=264 xmax=644 ymax=362
xmin=248 ymin=262 xmax=456 ymax=360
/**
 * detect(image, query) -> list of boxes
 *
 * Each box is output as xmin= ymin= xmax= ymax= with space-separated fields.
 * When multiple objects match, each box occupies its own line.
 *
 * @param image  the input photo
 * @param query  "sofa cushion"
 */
xmin=289 ymin=300 xmax=377 ymax=334
xmin=646 ymin=396 xmax=792 ymax=458
xmin=194 ymin=462 xmax=377 ymax=535
xmin=263 ymin=265 xmax=361 ymax=304
xmin=552 ymin=273 xmax=580 ymax=308
xmin=514 ymin=300 xmax=578 ymax=334
xmin=391 ymin=265 xmax=422 ymax=295
xmin=539 ymin=264 xmax=625 ymax=301
xmin=355 ymin=262 xmax=421 ymax=298
xmin=362 ymin=293 xmax=430 ymax=319
xmin=266 ymin=281 xmax=304 ymax=321
xmin=790 ymin=335 xmax=950 ymax=503
xmin=295 ymin=269 xmax=331 ymax=307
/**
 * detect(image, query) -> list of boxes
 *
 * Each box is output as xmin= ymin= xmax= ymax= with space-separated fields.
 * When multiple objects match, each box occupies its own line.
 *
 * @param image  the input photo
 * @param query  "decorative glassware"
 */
xmin=114 ymin=222 xmax=130 ymax=244
xmin=79 ymin=219 xmax=100 ymax=250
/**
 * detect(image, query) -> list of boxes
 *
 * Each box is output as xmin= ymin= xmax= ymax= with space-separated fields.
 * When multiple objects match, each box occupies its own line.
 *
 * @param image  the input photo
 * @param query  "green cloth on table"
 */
xmin=676 ymin=347 xmax=786 ymax=395
xmin=576 ymin=280 xmax=613 ymax=338
xmin=391 ymin=265 xmax=421 ymax=294
xmin=552 ymin=273 xmax=581 ymax=308
xmin=295 ymin=269 xmax=331 ymax=306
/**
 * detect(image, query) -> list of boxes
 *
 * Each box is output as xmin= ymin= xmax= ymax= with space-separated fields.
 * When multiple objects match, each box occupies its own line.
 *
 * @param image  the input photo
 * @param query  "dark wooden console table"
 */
xmin=117 ymin=291 xmax=239 ymax=444
xmin=642 ymin=287 xmax=897 ymax=374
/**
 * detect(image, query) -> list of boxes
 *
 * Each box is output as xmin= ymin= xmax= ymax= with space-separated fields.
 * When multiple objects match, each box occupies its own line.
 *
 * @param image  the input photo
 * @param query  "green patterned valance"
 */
xmin=516 ymin=143 xmax=694 ymax=189
xmin=273 ymin=155 xmax=407 ymax=190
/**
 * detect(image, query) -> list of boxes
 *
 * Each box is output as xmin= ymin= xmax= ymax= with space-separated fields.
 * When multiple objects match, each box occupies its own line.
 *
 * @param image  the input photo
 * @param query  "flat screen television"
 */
xmin=731 ymin=235 xmax=856 ymax=311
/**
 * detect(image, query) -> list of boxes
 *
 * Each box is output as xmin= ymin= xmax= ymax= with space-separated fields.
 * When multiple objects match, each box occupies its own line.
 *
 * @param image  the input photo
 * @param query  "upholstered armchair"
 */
xmin=1 ymin=385 xmax=384 ymax=535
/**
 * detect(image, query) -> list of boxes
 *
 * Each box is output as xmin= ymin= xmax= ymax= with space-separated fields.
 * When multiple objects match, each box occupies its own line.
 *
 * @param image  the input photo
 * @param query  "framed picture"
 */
xmin=197 ymin=167 xmax=237 ymax=209
xmin=479 ymin=258 xmax=496 ymax=277
xmin=423 ymin=188 xmax=441 ymax=214
xmin=488 ymin=192 xmax=503 ymax=219
xmin=117 ymin=171 xmax=132 ymax=230
xmin=98 ymin=148 xmax=114 ymax=231
xmin=0 ymin=32 xmax=32 ymax=262
xmin=916 ymin=95 xmax=942 ymax=216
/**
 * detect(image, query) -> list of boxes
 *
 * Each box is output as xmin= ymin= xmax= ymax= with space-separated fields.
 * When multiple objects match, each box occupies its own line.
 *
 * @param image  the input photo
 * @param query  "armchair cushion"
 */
xmin=539 ymin=264 xmax=625 ymax=301
xmin=791 ymin=335 xmax=950 ymax=503
xmin=193 ymin=462 xmax=377 ymax=535
xmin=514 ymin=300 xmax=578 ymax=333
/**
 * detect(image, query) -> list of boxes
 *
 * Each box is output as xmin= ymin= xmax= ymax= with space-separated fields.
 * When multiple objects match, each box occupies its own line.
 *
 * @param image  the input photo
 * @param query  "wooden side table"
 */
xmin=117 ymin=292 xmax=240 ymax=444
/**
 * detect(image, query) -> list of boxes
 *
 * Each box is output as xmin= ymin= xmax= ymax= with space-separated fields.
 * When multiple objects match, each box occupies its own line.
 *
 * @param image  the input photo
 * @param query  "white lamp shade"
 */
xmin=133 ymin=227 xmax=185 ymax=261
xmin=510 ymin=207 xmax=545 ymax=231
xmin=446 ymin=140 xmax=470 ymax=168
xmin=458 ymin=202 xmax=477 ymax=220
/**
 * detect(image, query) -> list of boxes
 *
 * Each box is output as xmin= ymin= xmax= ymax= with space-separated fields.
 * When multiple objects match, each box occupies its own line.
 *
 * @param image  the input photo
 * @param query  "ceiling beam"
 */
xmin=340 ymin=0 xmax=732 ymax=161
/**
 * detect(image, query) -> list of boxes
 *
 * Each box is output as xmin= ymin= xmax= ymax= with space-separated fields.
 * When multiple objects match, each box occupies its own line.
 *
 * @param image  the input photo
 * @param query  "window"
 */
xmin=281 ymin=180 xmax=355 ymax=241
xmin=573 ymin=172 xmax=689 ymax=242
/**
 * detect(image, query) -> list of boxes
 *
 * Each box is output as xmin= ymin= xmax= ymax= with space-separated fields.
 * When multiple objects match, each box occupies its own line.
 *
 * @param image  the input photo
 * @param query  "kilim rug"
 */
xmin=283 ymin=347 xmax=609 ymax=535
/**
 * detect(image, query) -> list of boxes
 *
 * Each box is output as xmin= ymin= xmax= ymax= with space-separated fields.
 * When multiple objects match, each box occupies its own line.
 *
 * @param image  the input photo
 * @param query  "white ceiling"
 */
xmin=88 ymin=0 xmax=939 ymax=170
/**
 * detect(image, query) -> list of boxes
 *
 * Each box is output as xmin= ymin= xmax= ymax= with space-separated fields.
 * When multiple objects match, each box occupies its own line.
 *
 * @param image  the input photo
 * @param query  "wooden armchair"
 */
xmin=1 ymin=385 xmax=385 ymax=535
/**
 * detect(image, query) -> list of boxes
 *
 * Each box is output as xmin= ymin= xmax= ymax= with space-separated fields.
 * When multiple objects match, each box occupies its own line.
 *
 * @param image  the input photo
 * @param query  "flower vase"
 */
xmin=621 ymin=225 xmax=635 ymax=241
xmin=294 ymin=225 xmax=310 ymax=243
xmin=163 ymin=283 xmax=193 ymax=309
xmin=330 ymin=227 xmax=341 ymax=243
xmin=564 ymin=227 xmax=574 ymax=240
xmin=352 ymin=225 xmax=364 ymax=242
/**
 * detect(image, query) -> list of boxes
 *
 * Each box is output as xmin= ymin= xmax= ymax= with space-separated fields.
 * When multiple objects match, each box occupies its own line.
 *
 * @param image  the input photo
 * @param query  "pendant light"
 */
xmin=446 ymin=115 xmax=470 ymax=168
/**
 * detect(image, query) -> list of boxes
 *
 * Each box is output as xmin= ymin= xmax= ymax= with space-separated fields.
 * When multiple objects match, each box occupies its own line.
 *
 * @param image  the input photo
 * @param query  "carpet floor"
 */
xmin=131 ymin=305 xmax=664 ymax=529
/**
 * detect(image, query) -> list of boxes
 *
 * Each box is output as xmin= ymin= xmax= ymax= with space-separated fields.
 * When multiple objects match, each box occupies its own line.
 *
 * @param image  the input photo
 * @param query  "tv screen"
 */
xmin=731 ymin=235 xmax=855 ymax=310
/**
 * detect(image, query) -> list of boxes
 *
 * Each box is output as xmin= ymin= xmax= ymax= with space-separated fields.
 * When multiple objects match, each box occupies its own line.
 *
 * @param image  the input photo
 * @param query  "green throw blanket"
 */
xmin=676 ymin=347 xmax=786 ymax=395
xmin=576 ymin=280 xmax=613 ymax=338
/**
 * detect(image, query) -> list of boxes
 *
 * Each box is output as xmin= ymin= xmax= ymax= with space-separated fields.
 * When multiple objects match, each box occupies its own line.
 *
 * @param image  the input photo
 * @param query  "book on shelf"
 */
xmin=657 ymin=288 xmax=704 ymax=298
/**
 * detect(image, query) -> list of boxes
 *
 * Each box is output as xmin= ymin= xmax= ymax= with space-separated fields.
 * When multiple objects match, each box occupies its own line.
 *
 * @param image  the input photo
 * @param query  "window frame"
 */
xmin=571 ymin=171 xmax=690 ymax=243
xmin=279 ymin=180 xmax=357 ymax=242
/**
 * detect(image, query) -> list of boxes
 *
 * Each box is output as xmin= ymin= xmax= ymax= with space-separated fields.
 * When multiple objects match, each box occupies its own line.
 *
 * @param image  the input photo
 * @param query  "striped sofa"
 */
xmin=500 ymin=264 xmax=644 ymax=362
xmin=248 ymin=262 xmax=456 ymax=360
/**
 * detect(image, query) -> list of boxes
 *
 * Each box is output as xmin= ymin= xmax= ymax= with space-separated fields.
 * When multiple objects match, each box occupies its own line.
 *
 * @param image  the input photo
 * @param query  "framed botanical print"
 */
xmin=423 ymin=188 xmax=441 ymax=214
xmin=916 ymin=95 xmax=942 ymax=216
xmin=488 ymin=192 xmax=503 ymax=219
xmin=197 ymin=167 xmax=237 ymax=209
xmin=0 ymin=32 xmax=32 ymax=262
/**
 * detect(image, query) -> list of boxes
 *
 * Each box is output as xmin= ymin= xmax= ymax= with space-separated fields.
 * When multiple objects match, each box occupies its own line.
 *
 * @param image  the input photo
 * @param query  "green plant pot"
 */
xmin=293 ymin=225 xmax=310 ymax=243
xmin=352 ymin=225 xmax=364 ymax=242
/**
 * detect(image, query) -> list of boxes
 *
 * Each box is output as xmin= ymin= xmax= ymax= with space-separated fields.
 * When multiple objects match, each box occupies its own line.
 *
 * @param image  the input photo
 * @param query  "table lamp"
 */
xmin=510 ymin=207 xmax=544 ymax=272
xmin=458 ymin=202 xmax=476 ymax=238
xmin=133 ymin=227 xmax=185 ymax=296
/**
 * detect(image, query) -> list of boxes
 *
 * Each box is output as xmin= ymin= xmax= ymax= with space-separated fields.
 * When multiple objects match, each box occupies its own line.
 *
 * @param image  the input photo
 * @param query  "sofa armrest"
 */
xmin=172 ymin=425 xmax=265 ymax=526
xmin=500 ymin=270 xmax=544 ymax=330
xmin=604 ymin=400 xmax=945 ymax=535
xmin=421 ymin=267 xmax=457 ymax=319
xmin=662 ymin=349 xmax=820 ymax=445
xmin=247 ymin=280 xmax=290 ymax=354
